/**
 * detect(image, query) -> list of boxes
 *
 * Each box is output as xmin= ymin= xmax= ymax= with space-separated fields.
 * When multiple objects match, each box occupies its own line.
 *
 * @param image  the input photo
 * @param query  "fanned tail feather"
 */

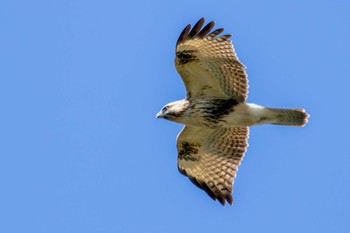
xmin=267 ymin=108 xmax=309 ymax=126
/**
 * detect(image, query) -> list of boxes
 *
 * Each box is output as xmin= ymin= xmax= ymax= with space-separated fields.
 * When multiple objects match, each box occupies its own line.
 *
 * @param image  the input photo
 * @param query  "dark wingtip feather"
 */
xmin=208 ymin=28 xmax=224 ymax=38
xmin=188 ymin=17 xmax=205 ymax=38
xmin=217 ymin=190 xmax=233 ymax=206
xmin=218 ymin=196 xmax=226 ymax=206
xmin=226 ymin=193 xmax=233 ymax=205
xmin=200 ymin=181 xmax=218 ymax=201
xmin=176 ymin=17 xmax=229 ymax=48
xmin=218 ymin=34 xmax=232 ymax=40
xmin=176 ymin=24 xmax=191 ymax=46
xmin=198 ymin=179 xmax=232 ymax=206
xmin=197 ymin=21 xmax=215 ymax=38
xmin=188 ymin=176 xmax=204 ymax=190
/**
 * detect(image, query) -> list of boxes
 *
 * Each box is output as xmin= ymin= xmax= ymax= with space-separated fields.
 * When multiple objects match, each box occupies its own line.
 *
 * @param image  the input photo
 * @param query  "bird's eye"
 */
xmin=163 ymin=106 xmax=169 ymax=111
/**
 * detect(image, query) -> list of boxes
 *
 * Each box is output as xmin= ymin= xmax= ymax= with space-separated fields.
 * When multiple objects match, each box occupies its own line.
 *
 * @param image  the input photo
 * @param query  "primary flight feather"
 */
xmin=157 ymin=18 xmax=309 ymax=206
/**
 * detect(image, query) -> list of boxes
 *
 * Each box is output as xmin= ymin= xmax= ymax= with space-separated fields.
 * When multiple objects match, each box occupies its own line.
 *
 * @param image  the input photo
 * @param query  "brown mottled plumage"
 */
xmin=157 ymin=18 xmax=309 ymax=206
xmin=177 ymin=126 xmax=249 ymax=205
xmin=175 ymin=18 xmax=247 ymax=102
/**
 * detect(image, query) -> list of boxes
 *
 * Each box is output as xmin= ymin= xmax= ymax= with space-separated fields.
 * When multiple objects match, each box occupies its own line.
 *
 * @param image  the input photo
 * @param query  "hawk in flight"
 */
xmin=157 ymin=18 xmax=309 ymax=206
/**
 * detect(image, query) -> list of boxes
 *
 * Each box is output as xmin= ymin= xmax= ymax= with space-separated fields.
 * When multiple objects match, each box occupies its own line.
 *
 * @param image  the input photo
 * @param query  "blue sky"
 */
xmin=1 ymin=0 xmax=349 ymax=232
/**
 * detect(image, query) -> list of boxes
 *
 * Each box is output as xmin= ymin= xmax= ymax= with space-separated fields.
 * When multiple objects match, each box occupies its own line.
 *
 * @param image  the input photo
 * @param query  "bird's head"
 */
xmin=156 ymin=99 xmax=190 ymax=121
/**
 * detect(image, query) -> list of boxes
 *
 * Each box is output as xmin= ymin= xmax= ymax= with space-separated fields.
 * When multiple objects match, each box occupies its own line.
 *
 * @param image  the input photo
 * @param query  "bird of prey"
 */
xmin=156 ymin=18 xmax=309 ymax=206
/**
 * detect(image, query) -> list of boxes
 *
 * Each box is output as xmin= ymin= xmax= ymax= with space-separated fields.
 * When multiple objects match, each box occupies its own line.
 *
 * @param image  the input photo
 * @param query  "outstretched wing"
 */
xmin=175 ymin=17 xmax=248 ymax=102
xmin=176 ymin=126 xmax=249 ymax=205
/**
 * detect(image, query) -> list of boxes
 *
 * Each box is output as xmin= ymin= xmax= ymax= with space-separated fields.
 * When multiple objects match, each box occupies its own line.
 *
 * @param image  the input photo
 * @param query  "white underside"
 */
xmin=222 ymin=103 xmax=274 ymax=127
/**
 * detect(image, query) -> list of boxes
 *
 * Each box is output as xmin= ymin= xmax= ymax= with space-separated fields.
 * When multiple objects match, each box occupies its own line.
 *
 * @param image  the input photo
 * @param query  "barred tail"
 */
xmin=267 ymin=107 xmax=309 ymax=126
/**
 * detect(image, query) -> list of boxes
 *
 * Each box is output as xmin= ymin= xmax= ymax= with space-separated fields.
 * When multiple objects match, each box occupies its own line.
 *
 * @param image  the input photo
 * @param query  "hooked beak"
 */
xmin=156 ymin=111 xmax=164 ymax=119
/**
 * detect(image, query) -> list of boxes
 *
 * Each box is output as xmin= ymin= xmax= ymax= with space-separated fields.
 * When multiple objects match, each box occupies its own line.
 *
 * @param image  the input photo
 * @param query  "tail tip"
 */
xmin=296 ymin=108 xmax=310 ymax=127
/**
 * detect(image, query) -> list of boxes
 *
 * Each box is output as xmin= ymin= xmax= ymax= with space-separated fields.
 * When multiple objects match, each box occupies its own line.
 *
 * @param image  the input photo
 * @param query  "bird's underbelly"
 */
xmin=178 ymin=103 xmax=269 ymax=128
xmin=220 ymin=103 xmax=272 ymax=127
xmin=208 ymin=103 xmax=272 ymax=127
xmin=221 ymin=111 xmax=256 ymax=126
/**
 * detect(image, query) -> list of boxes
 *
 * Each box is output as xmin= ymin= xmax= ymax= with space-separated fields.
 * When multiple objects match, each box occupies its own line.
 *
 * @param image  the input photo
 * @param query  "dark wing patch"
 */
xmin=177 ymin=126 xmax=249 ymax=206
xmin=176 ymin=50 xmax=197 ymax=65
xmin=178 ymin=141 xmax=200 ymax=161
xmin=201 ymin=98 xmax=239 ymax=124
